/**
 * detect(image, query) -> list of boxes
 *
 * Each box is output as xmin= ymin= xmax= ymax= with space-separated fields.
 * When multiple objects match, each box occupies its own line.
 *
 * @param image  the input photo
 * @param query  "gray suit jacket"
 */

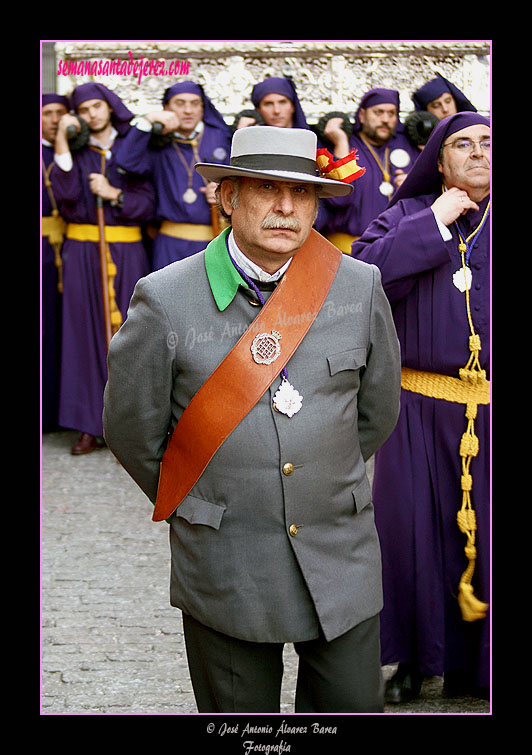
xmin=103 ymin=234 xmax=401 ymax=643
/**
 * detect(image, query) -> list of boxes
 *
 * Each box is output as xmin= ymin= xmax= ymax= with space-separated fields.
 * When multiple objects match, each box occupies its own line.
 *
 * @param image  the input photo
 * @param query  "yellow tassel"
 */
xmin=457 ymin=581 xmax=489 ymax=622
xmin=105 ymin=244 xmax=123 ymax=336
xmin=48 ymin=211 xmax=67 ymax=246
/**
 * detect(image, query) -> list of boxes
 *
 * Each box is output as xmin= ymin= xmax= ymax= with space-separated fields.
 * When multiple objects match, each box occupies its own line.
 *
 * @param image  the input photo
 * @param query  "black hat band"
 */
xmin=230 ymin=153 xmax=318 ymax=176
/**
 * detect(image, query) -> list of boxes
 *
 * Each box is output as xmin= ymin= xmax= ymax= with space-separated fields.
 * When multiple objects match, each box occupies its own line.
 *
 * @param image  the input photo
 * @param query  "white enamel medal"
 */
xmin=453 ymin=266 xmax=472 ymax=292
xmin=379 ymin=180 xmax=394 ymax=196
xmin=273 ymin=378 xmax=303 ymax=417
xmin=390 ymin=148 xmax=411 ymax=169
xmin=183 ymin=187 xmax=198 ymax=204
xmin=251 ymin=330 xmax=282 ymax=365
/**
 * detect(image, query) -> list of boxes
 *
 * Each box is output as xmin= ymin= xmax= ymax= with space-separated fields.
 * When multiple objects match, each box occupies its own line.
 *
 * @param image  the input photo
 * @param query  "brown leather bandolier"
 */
xmin=153 ymin=229 xmax=342 ymax=522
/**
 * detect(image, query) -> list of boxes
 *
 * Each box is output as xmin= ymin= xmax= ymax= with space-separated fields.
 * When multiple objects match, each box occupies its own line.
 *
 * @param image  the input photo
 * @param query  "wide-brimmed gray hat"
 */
xmin=195 ymin=125 xmax=354 ymax=197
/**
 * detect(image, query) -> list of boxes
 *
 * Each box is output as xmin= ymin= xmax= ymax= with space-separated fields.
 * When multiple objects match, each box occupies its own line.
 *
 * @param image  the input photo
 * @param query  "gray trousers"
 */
xmin=182 ymin=612 xmax=384 ymax=713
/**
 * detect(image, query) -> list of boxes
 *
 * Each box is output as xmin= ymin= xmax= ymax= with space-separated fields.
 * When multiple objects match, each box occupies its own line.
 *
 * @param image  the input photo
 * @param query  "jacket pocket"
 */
xmin=327 ymin=347 xmax=367 ymax=376
xmin=174 ymin=495 xmax=226 ymax=529
xmin=352 ymin=475 xmax=372 ymax=514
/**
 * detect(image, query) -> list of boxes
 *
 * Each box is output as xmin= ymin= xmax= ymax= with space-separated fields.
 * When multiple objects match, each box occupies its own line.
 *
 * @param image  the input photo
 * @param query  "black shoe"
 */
xmin=385 ymin=664 xmax=424 ymax=704
xmin=71 ymin=432 xmax=106 ymax=455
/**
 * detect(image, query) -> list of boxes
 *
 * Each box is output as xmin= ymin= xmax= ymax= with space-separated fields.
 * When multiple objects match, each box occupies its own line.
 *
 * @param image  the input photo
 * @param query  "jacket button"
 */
xmin=289 ymin=524 xmax=298 ymax=537
xmin=248 ymin=298 xmax=261 ymax=307
xmin=282 ymin=462 xmax=294 ymax=475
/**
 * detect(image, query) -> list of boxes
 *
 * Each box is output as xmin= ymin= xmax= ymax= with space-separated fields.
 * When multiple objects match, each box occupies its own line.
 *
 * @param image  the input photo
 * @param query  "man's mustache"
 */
xmin=261 ymin=213 xmax=301 ymax=232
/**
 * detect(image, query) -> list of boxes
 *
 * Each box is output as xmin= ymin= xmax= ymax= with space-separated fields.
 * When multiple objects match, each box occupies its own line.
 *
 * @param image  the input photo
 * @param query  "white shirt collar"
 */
xmin=175 ymin=120 xmax=204 ymax=141
xmin=228 ymin=230 xmax=292 ymax=283
xmin=89 ymin=126 xmax=118 ymax=151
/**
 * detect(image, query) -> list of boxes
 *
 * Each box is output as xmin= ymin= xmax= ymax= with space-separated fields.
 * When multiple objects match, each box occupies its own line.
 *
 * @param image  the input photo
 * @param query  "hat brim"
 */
xmin=195 ymin=162 xmax=353 ymax=197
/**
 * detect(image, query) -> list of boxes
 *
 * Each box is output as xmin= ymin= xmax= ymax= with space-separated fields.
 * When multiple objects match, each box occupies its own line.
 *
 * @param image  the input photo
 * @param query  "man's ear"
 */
xmin=219 ymin=179 xmax=235 ymax=217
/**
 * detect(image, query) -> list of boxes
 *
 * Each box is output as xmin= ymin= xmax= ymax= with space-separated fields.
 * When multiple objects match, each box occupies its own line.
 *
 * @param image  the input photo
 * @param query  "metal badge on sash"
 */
xmin=251 ymin=330 xmax=282 ymax=365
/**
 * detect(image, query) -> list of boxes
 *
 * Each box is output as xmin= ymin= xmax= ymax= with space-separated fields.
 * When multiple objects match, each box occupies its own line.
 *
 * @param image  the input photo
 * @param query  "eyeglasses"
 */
xmin=442 ymin=138 xmax=490 ymax=152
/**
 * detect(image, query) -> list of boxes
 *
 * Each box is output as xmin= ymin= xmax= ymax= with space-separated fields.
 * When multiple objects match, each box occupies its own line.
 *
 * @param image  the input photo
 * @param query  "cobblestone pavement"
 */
xmin=41 ymin=431 xmax=490 ymax=716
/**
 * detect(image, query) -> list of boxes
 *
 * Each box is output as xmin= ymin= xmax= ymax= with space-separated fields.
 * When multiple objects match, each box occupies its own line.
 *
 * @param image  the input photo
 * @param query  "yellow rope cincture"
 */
xmin=42 ymin=160 xmax=66 ymax=293
xmin=92 ymin=147 xmax=123 ymax=336
xmin=454 ymin=206 xmax=490 ymax=622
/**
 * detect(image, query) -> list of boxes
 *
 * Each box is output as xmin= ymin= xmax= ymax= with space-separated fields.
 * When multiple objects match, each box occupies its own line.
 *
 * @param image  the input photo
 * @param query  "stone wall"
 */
xmin=53 ymin=40 xmax=490 ymax=123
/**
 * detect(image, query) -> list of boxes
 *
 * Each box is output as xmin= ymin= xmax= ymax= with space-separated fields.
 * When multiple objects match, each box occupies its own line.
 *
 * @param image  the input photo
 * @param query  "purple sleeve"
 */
xmin=49 ymin=150 xmax=156 ymax=225
xmin=114 ymin=127 xmax=155 ymax=177
xmin=48 ymin=160 xmax=83 ymax=204
xmin=113 ymin=170 xmax=156 ymax=222
xmin=351 ymin=199 xmax=454 ymax=304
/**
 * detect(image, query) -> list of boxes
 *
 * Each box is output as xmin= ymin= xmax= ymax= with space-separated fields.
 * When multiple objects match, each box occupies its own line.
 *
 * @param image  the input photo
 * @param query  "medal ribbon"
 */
xmin=359 ymin=134 xmax=390 ymax=183
xmin=454 ymin=200 xmax=491 ymax=265
xmin=225 ymin=235 xmax=288 ymax=381
xmin=172 ymin=131 xmax=205 ymax=199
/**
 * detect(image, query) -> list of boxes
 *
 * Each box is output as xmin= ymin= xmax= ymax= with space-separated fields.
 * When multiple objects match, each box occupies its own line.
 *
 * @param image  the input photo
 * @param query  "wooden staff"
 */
xmin=210 ymin=204 xmax=221 ymax=237
xmin=96 ymin=195 xmax=113 ymax=351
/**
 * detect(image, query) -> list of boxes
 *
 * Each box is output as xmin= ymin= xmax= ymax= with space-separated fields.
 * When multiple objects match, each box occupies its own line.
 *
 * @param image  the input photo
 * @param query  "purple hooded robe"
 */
xmin=42 ymin=93 xmax=70 ymax=430
xmin=412 ymin=73 xmax=477 ymax=114
xmin=351 ymin=112 xmax=490 ymax=689
xmin=251 ymin=76 xmax=309 ymax=129
xmin=50 ymin=83 xmax=155 ymax=438
xmin=319 ymin=89 xmax=420 ymax=243
xmin=115 ymin=81 xmax=232 ymax=271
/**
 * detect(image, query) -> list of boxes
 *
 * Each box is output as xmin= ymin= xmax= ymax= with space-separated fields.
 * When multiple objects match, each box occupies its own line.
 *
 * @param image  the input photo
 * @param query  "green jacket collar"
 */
xmin=204 ymin=227 xmax=248 ymax=311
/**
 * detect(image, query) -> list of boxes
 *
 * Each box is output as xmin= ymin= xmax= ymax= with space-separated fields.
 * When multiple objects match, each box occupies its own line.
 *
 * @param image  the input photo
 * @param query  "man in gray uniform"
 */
xmin=103 ymin=126 xmax=401 ymax=713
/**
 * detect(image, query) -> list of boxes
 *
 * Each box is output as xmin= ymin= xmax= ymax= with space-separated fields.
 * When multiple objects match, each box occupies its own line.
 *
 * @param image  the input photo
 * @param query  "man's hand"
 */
xmin=431 ymin=186 xmax=479 ymax=226
xmin=235 ymin=116 xmax=257 ymax=130
xmin=146 ymin=110 xmax=180 ymax=134
xmin=88 ymin=173 xmax=122 ymax=202
xmin=54 ymin=113 xmax=81 ymax=154
xmin=57 ymin=113 xmax=81 ymax=136
xmin=323 ymin=117 xmax=350 ymax=158
xmin=393 ymin=169 xmax=408 ymax=189
xmin=199 ymin=181 xmax=218 ymax=206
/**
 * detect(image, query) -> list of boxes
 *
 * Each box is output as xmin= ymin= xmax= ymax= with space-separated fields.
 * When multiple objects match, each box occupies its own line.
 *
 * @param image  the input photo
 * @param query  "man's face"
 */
xmin=359 ymin=103 xmax=398 ymax=145
xmin=42 ymin=102 xmax=68 ymax=142
xmin=76 ymin=98 xmax=113 ymax=133
xmin=438 ymin=124 xmax=491 ymax=197
xmin=165 ymin=92 xmax=204 ymax=135
xmin=427 ymin=92 xmax=457 ymax=120
xmin=221 ymin=178 xmax=318 ymax=267
xmin=257 ymin=94 xmax=295 ymax=128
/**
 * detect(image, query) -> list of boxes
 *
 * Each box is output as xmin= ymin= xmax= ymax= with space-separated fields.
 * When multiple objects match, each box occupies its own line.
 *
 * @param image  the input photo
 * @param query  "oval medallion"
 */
xmin=251 ymin=330 xmax=282 ymax=365
xmin=390 ymin=148 xmax=411 ymax=168
xmin=379 ymin=181 xmax=394 ymax=196
xmin=183 ymin=188 xmax=198 ymax=204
